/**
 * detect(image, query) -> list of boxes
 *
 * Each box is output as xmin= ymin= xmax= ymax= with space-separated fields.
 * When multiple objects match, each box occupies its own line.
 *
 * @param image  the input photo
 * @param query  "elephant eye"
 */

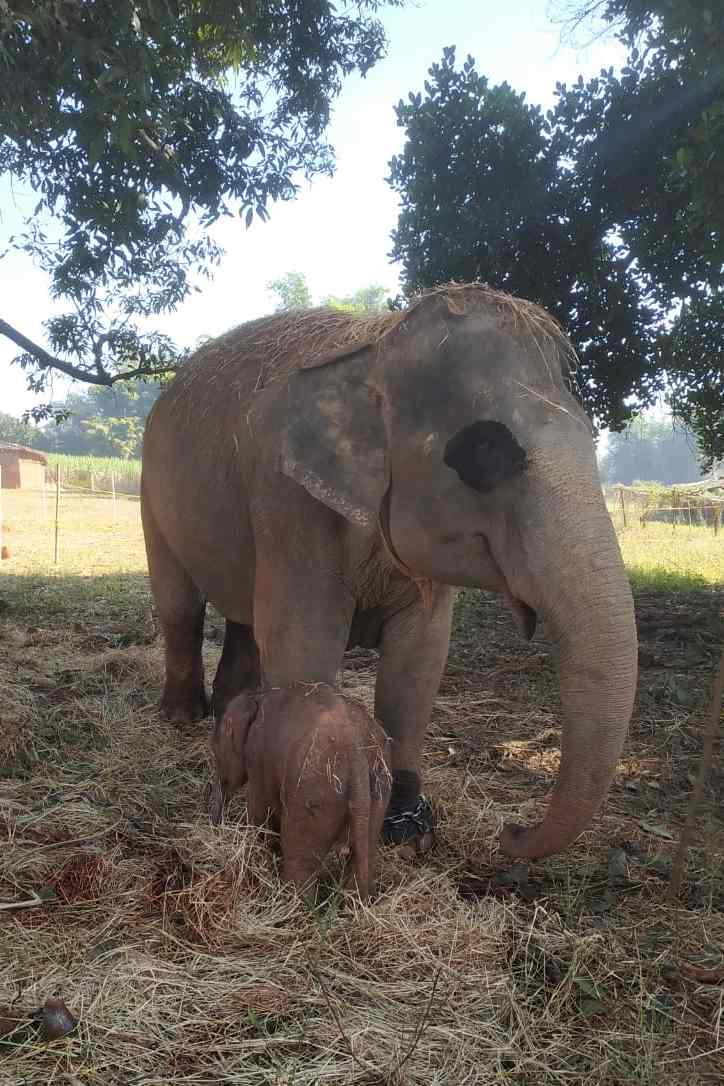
xmin=443 ymin=419 xmax=527 ymax=494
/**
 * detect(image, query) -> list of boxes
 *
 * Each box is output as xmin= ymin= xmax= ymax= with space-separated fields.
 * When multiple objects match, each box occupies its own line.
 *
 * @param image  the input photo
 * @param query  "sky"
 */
xmin=0 ymin=0 xmax=626 ymax=418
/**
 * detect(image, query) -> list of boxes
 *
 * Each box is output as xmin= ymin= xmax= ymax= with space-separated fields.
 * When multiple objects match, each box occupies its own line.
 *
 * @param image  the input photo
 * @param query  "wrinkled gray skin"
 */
xmin=209 ymin=686 xmax=392 ymax=898
xmin=142 ymin=286 xmax=638 ymax=859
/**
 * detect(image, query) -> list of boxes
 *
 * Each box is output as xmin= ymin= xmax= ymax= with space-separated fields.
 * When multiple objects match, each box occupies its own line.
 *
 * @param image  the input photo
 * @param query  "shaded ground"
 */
xmin=1 ymin=558 xmax=723 ymax=1084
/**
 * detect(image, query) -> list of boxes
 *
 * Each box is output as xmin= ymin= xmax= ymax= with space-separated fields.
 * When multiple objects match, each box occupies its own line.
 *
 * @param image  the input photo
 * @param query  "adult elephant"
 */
xmin=141 ymin=284 xmax=637 ymax=858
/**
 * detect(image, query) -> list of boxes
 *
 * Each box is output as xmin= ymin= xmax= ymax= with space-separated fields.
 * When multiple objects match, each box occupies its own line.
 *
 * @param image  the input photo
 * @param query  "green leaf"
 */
xmin=113 ymin=112 xmax=135 ymax=155
xmin=639 ymin=821 xmax=675 ymax=841
xmin=573 ymin=976 xmax=599 ymax=998
xmin=89 ymin=133 xmax=105 ymax=166
xmin=579 ymin=997 xmax=605 ymax=1018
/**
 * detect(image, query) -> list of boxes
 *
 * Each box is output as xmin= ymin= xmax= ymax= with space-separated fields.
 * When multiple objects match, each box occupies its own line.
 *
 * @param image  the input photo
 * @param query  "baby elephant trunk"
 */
xmin=348 ymin=753 xmax=374 ymax=899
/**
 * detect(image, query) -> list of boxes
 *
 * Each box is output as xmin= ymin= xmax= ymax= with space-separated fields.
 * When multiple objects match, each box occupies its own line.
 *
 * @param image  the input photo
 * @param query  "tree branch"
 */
xmin=0 ymin=318 xmax=177 ymax=386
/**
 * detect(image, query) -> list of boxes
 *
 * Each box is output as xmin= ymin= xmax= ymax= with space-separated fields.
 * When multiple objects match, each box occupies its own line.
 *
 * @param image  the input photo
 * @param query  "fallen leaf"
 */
xmin=589 ymin=889 xmax=616 ymax=914
xmin=607 ymin=847 xmax=629 ymax=887
xmin=681 ymin=950 xmax=724 ymax=985
xmin=639 ymin=821 xmax=675 ymax=840
xmin=645 ymin=993 xmax=674 ymax=1023
xmin=579 ymin=997 xmax=606 ymax=1018
xmin=647 ymin=856 xmax=671 ymax=878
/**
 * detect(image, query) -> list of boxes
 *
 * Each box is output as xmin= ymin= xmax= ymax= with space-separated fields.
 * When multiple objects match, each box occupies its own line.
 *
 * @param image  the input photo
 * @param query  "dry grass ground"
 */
xmin=1 ymin=489 xmax=723 ymax=1085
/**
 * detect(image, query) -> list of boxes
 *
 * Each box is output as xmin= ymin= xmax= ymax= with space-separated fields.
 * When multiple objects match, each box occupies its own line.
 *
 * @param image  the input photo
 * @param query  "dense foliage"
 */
xmin=267 ymin=271 xmax=314 ymax=311
xmin=0 ymin=383 xmax=161 ymax=458
xmin=0 ymin=0 xmax=398 ymax=400
xmin=0 ymin=410 xmax=38 ymax=446
xmin=321 ymin=283 xmax=389 ymax=312
xmin=268 ymin=270 xmax=389 ymax=311
xmin=389 ymin=0 xmax=724 ymax=464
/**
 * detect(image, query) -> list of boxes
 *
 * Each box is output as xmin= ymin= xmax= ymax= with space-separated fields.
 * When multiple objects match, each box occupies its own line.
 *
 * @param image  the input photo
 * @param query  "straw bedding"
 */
xmin=2 ymin=580 xmax=723 ymax=1083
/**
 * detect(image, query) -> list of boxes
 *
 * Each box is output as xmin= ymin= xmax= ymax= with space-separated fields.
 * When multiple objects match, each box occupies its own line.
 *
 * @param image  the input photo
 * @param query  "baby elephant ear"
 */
xmin=223 ymin=694 xmax=259 ymax=767
xmin=444 ymin=420 xmax=527 ymax=494
xmin=208 ymin=694 xmax=259 ymax=825
xmin=280 ymin=351 xmax=389 ymax=528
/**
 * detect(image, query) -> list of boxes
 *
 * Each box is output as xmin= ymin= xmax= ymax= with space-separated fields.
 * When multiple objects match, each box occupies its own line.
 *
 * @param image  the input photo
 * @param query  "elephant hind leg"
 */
xmin=211 ymin=621 xmax=261 ymax=721
xmin=141 ymin=496 xmax=208 ymax=723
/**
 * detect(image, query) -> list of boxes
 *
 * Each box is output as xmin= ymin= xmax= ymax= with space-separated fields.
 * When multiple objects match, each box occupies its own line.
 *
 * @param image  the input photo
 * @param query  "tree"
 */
xmin=389 ymin=49 xmax=661 ymax=434
xmin=268 ymin=270 xmax=390 ymax=312
xmin=599 ymin=416 xmax=704 ymax=485
xmin=552 ymin=1 xmax=724 ymax=255
xmin=267 ymin=271 xmax=314 ymax=311
xmin=388 ymin=32 xmax=723 ymax=464
xmin=321 ymin=284 xmax=389 ymax=311
xmin=550 ymin=1 xmax=724 ymax=467
xmin=81 ymin=416 xmax=146 ymax=459
xmin=0 ymin=1 xmax=400 ymax=404
xmin=0 ymin=411 xmax=42 ymax=446
xmin=37 ymin=381 xmax=163 ymax=457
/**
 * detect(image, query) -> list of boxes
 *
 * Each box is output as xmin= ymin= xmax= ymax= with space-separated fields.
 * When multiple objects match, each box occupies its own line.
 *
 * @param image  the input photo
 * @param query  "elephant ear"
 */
xmin=279 ymin=348 xmax=389 ymax=527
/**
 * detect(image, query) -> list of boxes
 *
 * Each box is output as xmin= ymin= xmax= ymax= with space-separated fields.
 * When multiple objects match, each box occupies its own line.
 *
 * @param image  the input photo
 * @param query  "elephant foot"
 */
xmin=382 ymin=771 xmax=435 ymax=854
xmin=160 ymin=685 xmax=209 ymax=724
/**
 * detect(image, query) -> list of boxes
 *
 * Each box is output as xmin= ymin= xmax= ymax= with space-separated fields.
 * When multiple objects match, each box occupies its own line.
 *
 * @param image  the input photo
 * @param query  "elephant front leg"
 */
xmin=374 ymin=586 xmax=454 ymax=848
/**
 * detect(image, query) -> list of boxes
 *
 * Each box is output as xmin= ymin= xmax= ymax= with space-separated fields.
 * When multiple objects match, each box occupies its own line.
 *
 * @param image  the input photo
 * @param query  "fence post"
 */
xmin=0 ymin=464 xmax=4 ymax=558
xmin=54 ymin=464 xmax=61 ymax=566
xmin=618 ymin=486 xmax=627 ymax=529
xmin=111 ymin=471 xmax=117 ymax=524
xmin=714 ymin=506 xmax=721 ymax=537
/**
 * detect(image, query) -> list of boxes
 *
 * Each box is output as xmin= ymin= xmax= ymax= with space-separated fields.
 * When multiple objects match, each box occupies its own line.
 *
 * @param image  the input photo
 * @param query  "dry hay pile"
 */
xmin=1 ymin=587 xmax=724 ymax=1084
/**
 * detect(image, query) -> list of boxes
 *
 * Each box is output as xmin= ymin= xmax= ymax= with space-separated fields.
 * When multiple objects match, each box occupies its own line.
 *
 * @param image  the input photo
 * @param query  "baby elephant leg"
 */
xmin=365 ymin=788 xmax=389 ymax=894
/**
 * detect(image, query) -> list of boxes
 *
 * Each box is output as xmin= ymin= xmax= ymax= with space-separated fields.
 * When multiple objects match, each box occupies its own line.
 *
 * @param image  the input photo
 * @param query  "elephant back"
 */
xmin=162 ymin=307 xmax=403 ymax=419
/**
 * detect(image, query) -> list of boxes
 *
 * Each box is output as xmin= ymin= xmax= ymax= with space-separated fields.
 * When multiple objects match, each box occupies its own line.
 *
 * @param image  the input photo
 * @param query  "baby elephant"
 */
xmin=209 ymin=685 xmax=392 ymax=899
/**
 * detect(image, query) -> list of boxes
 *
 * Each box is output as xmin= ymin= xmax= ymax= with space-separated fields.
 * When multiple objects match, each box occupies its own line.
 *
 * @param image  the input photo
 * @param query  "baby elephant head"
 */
xmin=208 ymin=693 xmax=259 ymax=825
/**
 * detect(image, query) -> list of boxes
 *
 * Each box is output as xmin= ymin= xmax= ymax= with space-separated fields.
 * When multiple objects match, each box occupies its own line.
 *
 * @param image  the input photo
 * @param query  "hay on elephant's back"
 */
xmin=171 ymin=307 xmax=403 ymax=404
xmin=169 ymin=283 xmax=576 ymax=405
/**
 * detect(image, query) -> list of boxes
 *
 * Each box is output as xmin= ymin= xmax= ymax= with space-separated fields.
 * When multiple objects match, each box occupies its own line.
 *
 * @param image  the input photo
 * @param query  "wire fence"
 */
xmin=1 ymin=464 xmax=142 ymax=571
xmin=605 ymin=484 xmax=724 ymax=535
xmin=3 ymin=467 xmax=722 ymax=575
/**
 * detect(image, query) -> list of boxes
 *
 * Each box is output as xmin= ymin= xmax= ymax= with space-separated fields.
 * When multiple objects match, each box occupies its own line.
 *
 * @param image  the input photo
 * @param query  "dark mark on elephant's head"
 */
xmin=443 ymin=420 xmax=527 ymax=494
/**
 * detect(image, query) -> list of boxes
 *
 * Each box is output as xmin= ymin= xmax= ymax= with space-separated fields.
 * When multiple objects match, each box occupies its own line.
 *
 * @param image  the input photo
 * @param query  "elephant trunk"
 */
xmin=498 ymin=445 xmax=638 ymax=859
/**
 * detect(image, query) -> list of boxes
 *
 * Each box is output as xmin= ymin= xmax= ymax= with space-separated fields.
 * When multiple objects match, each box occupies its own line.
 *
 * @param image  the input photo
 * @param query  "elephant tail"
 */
xmin=348 ymin=752 xmax=372 ymax=900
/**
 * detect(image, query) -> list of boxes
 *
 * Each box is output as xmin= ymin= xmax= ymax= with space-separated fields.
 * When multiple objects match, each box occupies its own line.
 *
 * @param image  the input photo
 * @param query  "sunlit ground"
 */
xmin=3 ymin=488 xmax=722 ymax=589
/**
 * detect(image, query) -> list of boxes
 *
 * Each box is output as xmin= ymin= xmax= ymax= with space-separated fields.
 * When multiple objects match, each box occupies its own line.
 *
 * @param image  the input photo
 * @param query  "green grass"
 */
xmin=614 ymin=522 xmax=723 ymax=590
xmin=5 ymin=487 xmax=721 ymax=592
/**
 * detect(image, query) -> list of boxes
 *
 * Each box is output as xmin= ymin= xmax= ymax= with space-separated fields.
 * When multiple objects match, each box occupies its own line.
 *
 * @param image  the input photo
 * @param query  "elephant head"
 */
xmin=279 ymin=285 xmax=637 ymax=859
xmin=208 ymin=693 xmax=258 ymax=825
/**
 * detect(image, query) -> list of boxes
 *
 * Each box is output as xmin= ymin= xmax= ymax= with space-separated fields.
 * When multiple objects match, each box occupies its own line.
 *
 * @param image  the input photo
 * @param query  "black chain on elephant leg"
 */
xmin=382 ymin=793 xmax=435 ymax=846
